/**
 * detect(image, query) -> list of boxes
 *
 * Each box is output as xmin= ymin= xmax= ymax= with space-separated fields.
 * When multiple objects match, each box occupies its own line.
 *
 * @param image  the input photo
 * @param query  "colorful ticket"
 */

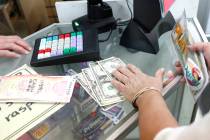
xmin=171 ymin=12 xmax=209 ymax=100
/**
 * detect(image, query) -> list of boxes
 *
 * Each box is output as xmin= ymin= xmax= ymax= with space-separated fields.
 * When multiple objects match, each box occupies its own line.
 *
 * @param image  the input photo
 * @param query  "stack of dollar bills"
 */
xmin=75 ymin=57 xmax=126 ymax=107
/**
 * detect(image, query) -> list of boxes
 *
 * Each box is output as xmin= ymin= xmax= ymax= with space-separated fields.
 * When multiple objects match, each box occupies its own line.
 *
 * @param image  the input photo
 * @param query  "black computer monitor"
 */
xmin=120 ymin=0 xmax=175 ymax=54
xmin=133 ymin=0 xmax=161 ymax=33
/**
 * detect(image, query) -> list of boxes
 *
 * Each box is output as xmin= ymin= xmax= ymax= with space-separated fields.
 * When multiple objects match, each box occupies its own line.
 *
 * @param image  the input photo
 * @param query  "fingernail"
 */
xmin=16 ymin=54 xmax=21 ymax=58
xmin=24 ymin=50 xmax=30 ymax=54
xmin=167 ymin=70 xmax=174 ymax=79
xmin=160 ymin=68 xmax=165 ymax=72
xmin=167 ymin=70 xmax=173 ymax=75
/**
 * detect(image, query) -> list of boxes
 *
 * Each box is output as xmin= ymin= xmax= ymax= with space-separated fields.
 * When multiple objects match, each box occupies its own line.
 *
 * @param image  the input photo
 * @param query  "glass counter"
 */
xmin=0 ymin=23 xmax=185 ymax=140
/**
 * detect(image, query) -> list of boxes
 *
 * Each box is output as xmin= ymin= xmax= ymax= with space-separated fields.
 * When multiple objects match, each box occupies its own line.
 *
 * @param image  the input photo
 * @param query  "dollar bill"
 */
xmin=97 ymin=57 xmax=126 ymax=79
xmin=75 ymin=73 xmax=99 ymax=104
xmin=82 ymin=68 xmax=124 ymax=106
xmin=89 ymin=62 xmax=124 ymax=101
xmin=7 ymin=64 xmax=38 ymax=76
xmin=75 ymin=73 xmax=117 ymax=110
xmin=82 ymin=68 xmax=105 ymax=106
xmin=82 ymin=68 xmax=120 ymax=106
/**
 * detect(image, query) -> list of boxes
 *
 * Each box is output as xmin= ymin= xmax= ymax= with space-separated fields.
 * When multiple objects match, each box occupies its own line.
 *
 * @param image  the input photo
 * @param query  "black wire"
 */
xmin=116 ymin=18 xmax=127 ymax=26
xmin=99 ymin=29 xmax=113 ymax=42
xmin=117 ymin=19 xmax=130 ymax=26
xmin=126 ymin=0 xmax=133 ymax=23
xmin=115 ymin=0 xmax=133 ymax=27
xmin=99 ymin=0 xmax=133 ymax=42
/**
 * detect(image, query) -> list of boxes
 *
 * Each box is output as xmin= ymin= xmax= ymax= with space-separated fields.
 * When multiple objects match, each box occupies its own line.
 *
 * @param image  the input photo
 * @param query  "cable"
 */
xmin=99 ymin=0 xmax=133 ymax=42
xmin=117 ymin=19 xmax=130 ymax=26
xmin=115 ymin=0 xmax=133 ymax=27
xmin=126 ymin=0 xmax=133 ymax=23
xmin=99 ymin=28 xmax=113 ymax=42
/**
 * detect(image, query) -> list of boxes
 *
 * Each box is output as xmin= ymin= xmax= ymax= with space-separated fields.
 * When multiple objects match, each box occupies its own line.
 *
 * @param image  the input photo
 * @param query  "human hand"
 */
xmin=168 ymin=42 xmax=210 ymax=83
xmin=189 ymin=42 xmax=210 ymax=71
xmin=111 ymin=64 xmax=164 ymax=102
xmin=162 ymin=61 xmax=186 ymax=86
xmin=0 ymin=35 xmax=31 ymax=58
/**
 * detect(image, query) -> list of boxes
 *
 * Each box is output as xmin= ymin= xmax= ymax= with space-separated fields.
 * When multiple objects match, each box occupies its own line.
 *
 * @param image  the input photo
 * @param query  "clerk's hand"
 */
xmin=0 ymin=35 xmax=31 ymax=58
xmin=111 ymin=64 xmax=164 ymax=102
xmin=189 ymin=42 xmax=210 ymax=71
xmin=168 ymin=42 xmax=210 ymax=83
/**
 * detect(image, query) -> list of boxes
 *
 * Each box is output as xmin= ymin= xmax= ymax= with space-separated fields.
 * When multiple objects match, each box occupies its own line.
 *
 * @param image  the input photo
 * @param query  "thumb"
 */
xmin=155 ymin=68 xmax=165 ymax=81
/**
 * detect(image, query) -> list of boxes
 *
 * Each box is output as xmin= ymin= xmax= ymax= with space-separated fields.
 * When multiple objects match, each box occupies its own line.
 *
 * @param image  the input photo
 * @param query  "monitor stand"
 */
xmin=120 ymin=12 xmax=176 ymax=54
xmin=72 ymin=15 xmax=116 ymax=33
xmin=72 ymin=0 xmax=116 ymax=33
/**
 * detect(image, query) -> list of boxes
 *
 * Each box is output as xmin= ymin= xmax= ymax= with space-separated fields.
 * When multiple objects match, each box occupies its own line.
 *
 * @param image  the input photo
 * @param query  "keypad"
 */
xmin=31 ymin=29 xmax=99 ymax=67
xmin=37 ymin=32 xmax=84 ymax=60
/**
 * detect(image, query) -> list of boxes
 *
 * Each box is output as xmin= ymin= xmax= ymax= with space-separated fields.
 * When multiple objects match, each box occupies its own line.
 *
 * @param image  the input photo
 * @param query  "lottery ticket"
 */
xmin=171 ymin=12 xmax=209 ymax=100
xmin=101 ymin=104 xmax=124 ymax=124
xmin=74 ymin=108 xmax=111 ymax=139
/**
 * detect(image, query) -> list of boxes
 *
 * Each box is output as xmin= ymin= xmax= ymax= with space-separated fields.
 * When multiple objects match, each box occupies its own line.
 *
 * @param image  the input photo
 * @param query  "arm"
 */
xmin=111 ymin=64 xmax=178 ymax=140
xmin=136 ymin=90 xmax=178 ymax=140
xmin=111 ymin=42 xmax=210 ymax=140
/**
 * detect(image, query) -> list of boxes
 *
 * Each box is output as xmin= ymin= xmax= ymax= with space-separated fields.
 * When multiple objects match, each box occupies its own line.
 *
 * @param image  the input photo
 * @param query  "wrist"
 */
xmin=135 ymin=90 xmax=162 ymax=109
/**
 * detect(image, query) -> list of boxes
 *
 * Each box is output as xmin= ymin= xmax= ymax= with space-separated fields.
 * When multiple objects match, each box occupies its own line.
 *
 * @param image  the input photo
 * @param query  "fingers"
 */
xmin=180 ymin=77 xmax=186 ymax=83
xmin=175 ymin=66 xmax=183 ymax=75
xmin=127 ymin=64 xmax=142 ymax=74
xmin=111 ymin=79 xmax=125 ymax=92
xmin=188 ymin=42 xmax=210 ymax=71
xmin=155 ymin=68 xmax=165 ymax=81
xmin=112 ymin=70 xmax=128 ymax=84
xmin=0 ymin=35 xmax=31 ymax=53
xmin=188 ymin=42 xmax=210 ymax=52
xmin=117 ymin=66 xmax=134 ymax=78
xmin=175 ymin=61 xmax=183 ymax=75
xmin=15 ymin=39 xmax=32 ymax=51
xmin=175 ymin=61 xmax=181 ymax=67
xmin=163 ymin=71 xmax=175 ymax=87
xmin=166 ymin=70 xmax=175 ymax=79
xmin=3 ymin=43 xmax=30 ymax=55
xmin=8 ymin=36 xmax=31 ymax=51
xmin=0 ymin=50 xmax=21 ymax=58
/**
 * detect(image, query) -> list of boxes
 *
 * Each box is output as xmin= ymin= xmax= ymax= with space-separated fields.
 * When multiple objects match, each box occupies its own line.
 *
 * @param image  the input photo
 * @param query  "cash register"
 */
xmin=30 ymin=0 xmax=176 ymax=67
xmin=30 ymin=0 xmax=116 ymax=67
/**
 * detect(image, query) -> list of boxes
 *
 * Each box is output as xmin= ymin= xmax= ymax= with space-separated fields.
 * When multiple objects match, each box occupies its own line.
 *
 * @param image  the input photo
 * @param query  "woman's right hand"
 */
xmin=169 ymin=42 xmax=210 ymax=84
xmin=189 ymin=42 xmax=210 ymax=71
